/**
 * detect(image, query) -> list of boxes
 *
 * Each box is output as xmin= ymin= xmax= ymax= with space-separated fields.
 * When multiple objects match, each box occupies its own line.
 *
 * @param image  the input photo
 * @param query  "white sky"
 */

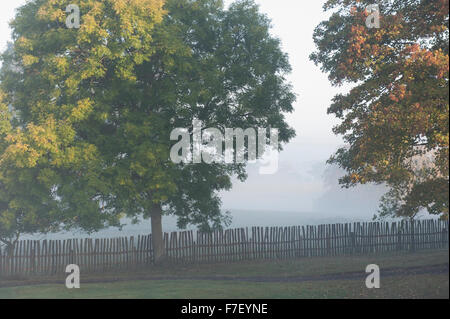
xmin=0 ymin=1 xmax=384 ymax=219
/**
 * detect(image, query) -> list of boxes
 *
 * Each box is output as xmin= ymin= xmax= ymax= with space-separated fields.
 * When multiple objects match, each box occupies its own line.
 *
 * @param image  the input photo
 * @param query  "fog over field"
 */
xmin=22 ymin=163 xmax=389 ymax=240
xmin=1 ymin=0 xmax=443 ymax=243
xmin=1 ymin=0 xmax=391 ymax=242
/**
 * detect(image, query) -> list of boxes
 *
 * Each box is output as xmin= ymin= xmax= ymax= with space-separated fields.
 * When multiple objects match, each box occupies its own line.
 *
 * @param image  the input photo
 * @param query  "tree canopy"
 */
xmin=0 ymin=0 xmax=296 ymax=258
xmin=311 ymin=0 xmax=449 ymax=219
xmin=0 ymin=0 xmax=172 ymax=246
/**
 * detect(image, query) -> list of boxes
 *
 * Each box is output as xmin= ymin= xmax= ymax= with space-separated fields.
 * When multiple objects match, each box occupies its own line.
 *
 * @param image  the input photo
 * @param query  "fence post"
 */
xmin=442 ymin=228 xmax=449 ymax=249
xmin=350 ymin=231 xmax=356 ymax=255
xmin=69 ymin=248 xmax=74 ymax=266
xmin=30 ymin=248 xmax=36 ymax=275
xmin=397 ymin=229 xmax=402 ymax=251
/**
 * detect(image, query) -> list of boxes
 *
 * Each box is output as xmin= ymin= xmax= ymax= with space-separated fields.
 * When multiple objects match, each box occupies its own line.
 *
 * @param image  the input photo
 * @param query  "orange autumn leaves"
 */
xmin=312 ymin=0 xmax=449 ymax=218
xmin=403 ymin=45 xmax=449 ymax=80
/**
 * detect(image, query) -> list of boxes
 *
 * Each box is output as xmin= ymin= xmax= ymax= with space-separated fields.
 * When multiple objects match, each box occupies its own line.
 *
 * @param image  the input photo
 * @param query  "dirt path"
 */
xmin=1 ymin=263 xmax=448 ymax=288
xmin=219 ymin=263 xmax=449 ymax=283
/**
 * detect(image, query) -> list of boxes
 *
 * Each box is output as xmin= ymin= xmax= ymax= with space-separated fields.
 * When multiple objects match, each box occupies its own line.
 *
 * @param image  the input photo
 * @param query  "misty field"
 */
xmin=0 ymin=249 xmax=448 ymax=299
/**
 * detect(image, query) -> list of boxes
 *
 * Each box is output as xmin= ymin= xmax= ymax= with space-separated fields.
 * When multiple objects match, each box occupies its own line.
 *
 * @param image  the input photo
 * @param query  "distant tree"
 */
xmin=311 ymin=0 xmax=449 ymax=220
xmin=0 ymin=0 xmax=295 ymax=261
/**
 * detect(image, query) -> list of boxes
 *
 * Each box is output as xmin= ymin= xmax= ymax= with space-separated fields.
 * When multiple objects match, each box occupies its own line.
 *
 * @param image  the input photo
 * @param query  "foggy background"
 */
xmin=1 ymin=0 xmax=390 ymax=239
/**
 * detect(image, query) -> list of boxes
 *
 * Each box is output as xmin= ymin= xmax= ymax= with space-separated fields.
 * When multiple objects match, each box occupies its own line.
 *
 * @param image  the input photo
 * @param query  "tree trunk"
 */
xmin=151 ymin=203 xmax=166 ymax=264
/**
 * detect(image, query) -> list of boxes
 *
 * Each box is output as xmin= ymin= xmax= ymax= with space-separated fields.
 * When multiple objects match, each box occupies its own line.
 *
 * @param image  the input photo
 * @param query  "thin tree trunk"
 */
xmin=151 ymin=203 xmax=166 ymax=263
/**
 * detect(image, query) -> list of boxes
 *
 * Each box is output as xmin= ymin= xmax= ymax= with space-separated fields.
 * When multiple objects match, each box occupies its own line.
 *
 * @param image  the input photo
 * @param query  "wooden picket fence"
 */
xmin=0 ymin=219 xmax=448 ymax=277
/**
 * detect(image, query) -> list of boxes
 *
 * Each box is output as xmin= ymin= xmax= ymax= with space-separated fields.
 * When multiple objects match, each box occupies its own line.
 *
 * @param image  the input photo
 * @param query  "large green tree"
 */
xmin=1 ymin=0 xmax=295 ymax=261
xmin=311 ymin=0 xmax=449 ymax=219
xmin=0 ymin=0 xmax=167 ymax=250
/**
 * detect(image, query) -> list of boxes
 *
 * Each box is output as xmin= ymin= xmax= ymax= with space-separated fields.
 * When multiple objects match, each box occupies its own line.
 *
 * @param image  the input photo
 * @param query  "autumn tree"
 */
xmin=1 ymin=88 xmax=61 ymax=254
xmin=311 ymin=0 xmax=449 ymax=219
xmin=0 ymin=0 xmax=167 ymax=249
xmin=1 ymin=0 xmax=295 ymax=261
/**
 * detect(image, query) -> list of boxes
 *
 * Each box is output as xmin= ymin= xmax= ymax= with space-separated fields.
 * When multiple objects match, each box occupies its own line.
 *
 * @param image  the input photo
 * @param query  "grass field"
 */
xmin=0 ymin=249 xmax=448 ymax=299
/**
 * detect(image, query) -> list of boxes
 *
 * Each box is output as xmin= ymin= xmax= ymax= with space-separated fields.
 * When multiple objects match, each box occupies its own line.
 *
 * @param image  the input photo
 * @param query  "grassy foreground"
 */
xmin=1 ymin=274 xmax=448 ymax=299
xmin=0 ymin=249 xmax=448 ymax=299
